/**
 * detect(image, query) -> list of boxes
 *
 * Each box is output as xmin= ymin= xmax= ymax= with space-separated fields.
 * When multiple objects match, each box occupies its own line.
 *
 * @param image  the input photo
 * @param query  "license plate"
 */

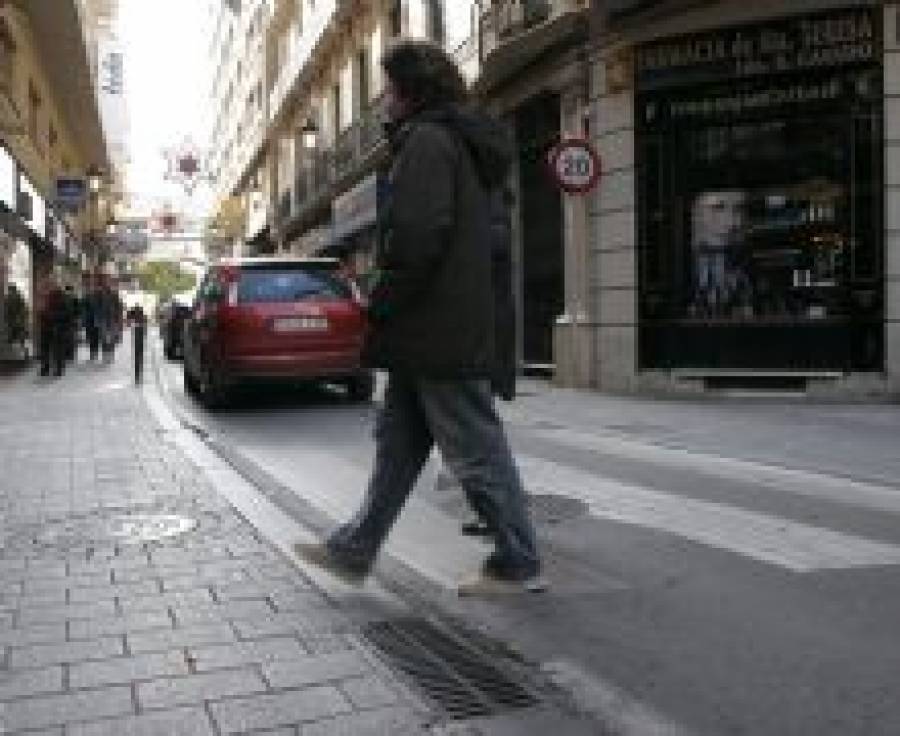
xmin=272 ymin=317 xmax=328 ymax=332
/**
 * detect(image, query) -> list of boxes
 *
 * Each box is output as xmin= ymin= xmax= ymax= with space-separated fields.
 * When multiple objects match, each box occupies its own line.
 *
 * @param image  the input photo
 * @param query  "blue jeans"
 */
xmin=328 ymin=374 xmax=540 ymax=578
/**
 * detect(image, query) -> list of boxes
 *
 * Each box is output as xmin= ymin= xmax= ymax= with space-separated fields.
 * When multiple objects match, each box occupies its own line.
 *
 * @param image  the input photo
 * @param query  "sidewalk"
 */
xmin=0 ymin=353 xmax=431 ymax=735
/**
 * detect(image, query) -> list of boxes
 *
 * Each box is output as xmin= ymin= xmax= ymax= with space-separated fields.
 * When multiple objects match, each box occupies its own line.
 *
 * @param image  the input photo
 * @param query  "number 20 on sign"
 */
xmin=547 ymin=138 xmax=602 ymax=195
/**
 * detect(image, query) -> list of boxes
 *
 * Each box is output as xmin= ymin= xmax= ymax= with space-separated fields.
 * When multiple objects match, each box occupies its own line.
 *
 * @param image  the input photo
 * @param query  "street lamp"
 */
xmin=87 ymin=166 xmax=104 ymax=193
xmin=299 ymin=118 xmax=319 ymax=151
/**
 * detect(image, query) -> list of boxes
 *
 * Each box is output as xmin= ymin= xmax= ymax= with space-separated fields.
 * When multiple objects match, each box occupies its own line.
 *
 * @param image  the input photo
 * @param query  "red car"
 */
xmin=182 ymin=257 xmax=373 ymax=409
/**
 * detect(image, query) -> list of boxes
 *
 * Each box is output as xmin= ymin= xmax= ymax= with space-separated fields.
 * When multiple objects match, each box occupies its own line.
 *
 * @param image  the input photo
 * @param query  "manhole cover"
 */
xmin=1 ymin=508 xmax=210 ymax=554
xmin=363 ymin=618 xmax=540 ymax=721
xmin=527 ymin=494 xmax=587 ymax=525
xmin=109 ymin=514 xmax=198 ymax=543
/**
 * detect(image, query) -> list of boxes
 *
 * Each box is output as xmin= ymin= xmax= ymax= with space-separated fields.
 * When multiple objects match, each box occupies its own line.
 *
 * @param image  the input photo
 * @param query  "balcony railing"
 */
xmin=478 ymin=0 xmax=582 ymax=60
xmin=293 ymin=149 xmax=336 ymax=214
xmin=291 ymin=102 xmax=385 ymax=223
xmin=268 ymin=2 xmax=336 ymax=125
xmin=334 ymin=103 xmax=384 ymax=180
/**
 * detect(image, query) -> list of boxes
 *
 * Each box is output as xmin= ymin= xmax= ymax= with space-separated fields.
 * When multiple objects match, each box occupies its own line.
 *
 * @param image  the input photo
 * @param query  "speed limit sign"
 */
xmin=547 ymin=138 xmax=602 ymax=195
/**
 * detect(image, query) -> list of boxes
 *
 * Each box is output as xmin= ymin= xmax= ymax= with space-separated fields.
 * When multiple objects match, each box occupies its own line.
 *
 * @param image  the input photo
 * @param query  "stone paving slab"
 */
xmin=137 ymin=667 xmax=268 ymax=710
xmin=187 ymin=636 xmax=307 ymax=672
xmin=208 ymin=685 xmax=353 ymax=733
xmin=0 ymin=354 xmax=432 ymax=734
xmin=69 ymin=648 xmax=189 ymax=689
xmin=68 ymin=706 xmax=216 ymax=736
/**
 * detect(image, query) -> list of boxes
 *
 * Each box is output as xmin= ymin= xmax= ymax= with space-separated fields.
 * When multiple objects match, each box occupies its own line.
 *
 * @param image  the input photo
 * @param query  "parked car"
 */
xmin=159 ymin=292 xmax=194 ymax=360
xmin=182 ymin=257 xmax=373 ymax=409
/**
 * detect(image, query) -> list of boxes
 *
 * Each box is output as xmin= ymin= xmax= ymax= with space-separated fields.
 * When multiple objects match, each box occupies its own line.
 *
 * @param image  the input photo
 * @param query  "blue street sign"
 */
xmin=55 ymin=177 xmax=87 ymax=210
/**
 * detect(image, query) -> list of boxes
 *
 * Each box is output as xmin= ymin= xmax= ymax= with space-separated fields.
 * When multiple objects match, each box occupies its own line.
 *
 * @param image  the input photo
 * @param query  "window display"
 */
xmin=681 ymin=117 xmax=850 ymax=323
xmin=635 ymin=8 xmax=883 ymax=372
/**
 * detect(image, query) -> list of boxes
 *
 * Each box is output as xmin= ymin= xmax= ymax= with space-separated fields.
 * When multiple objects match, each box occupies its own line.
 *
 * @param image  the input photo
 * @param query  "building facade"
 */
xmin=474 ymin=0 xmax=592 ymax=381
xmin=0 ymin=0 xmax=111 ymax=358
xmin=206 ymin=0 xmax=899 ymax=399
xmin=587 ymin=0 xmax=899 ymax=398
xmin=206 ymin=0 xmax=599 ymax=380
xmin=206 ymin=0 xmax=272 ymax=256
xmin=206 ymin=0 xmax=466 ymax=264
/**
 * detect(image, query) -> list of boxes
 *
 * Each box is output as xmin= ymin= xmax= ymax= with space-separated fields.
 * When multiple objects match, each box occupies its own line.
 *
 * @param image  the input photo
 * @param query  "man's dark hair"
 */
xmin=381 ymin=39 xmax=467 ymax=110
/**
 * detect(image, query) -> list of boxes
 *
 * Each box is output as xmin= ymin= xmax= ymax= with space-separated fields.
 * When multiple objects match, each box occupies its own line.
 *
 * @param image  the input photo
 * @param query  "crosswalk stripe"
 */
xmin=516 ymin=455 xmax=900 ymax=573
xmin=524 ymin=425 xmax=900 ymax=517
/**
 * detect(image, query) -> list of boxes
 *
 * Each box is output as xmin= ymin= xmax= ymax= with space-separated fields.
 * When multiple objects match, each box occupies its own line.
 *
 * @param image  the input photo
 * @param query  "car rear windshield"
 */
xmin=237 ymin=268 xmax=351 ymax=304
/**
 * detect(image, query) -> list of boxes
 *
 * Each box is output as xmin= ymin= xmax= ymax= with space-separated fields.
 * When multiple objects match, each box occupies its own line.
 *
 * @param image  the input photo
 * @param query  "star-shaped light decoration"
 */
xmin=163 ymin=139 xmax=213 ymax=196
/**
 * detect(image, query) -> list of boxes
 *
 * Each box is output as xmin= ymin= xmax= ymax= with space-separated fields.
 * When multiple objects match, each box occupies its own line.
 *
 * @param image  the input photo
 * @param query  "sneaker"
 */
xmin=483 ymin=552 xmax=539 ymax=581
xmin=294 ymin=542 xmax=370 ymax=586
xmin=457 ymin=569 xmax=548 ymax=597
xmin=461 ymin=519 xmax=494 ymax=537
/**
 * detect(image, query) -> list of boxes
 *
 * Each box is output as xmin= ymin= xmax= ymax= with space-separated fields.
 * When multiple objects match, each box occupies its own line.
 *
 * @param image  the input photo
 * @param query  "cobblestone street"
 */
xmin=0 ymin=357 xmax=429 ymax=735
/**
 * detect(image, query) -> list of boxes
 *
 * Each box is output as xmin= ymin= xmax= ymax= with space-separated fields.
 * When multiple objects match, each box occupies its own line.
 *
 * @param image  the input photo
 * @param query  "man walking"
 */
xmin=38 ymin=278 xmax=67 ymax=377
xmin=296 ymin=40 xmax=543 ymax=594
xmin=62 ymin=285 xmax=79 ymax=363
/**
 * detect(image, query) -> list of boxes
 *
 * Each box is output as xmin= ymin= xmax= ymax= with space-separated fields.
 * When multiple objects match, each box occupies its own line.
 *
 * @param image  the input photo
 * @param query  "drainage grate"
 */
xmin=362 ymin=618 xmax=540 ymax=721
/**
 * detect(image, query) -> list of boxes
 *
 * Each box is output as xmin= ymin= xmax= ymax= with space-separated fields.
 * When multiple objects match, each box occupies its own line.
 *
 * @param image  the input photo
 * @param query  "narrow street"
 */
xmin=4 ymin=1 xmax=900 ymax=734
xmin=151 ymin=333 xmax=900 ymax=736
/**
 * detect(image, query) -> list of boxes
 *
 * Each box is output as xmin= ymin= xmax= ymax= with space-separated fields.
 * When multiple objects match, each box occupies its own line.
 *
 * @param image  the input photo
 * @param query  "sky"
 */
xmin=118 ymin=0 xmax=215 ymax=219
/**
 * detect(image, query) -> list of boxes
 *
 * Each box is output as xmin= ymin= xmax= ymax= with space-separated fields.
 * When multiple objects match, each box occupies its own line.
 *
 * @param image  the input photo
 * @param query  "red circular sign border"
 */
xmin=547 ymin=137 xmax=602 ymax=195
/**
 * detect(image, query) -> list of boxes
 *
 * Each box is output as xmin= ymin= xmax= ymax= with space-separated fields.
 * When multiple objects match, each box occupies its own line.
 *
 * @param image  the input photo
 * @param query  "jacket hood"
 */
xmin=388 ymin=105 xmax=513 ymax=189
xmin=440 ymin=106 xmax=513 ymax=189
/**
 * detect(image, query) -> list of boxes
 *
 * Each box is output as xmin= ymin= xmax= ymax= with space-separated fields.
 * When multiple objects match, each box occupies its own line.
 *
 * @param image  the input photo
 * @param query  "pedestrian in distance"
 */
xmin=5 ymin=283 xmax=28 ymax=357
xmin=296 ymin=39 xmax=545 ymax=596
xmin=97 ymin=279 xmax=122 ymax=364
xmin=38 ymin=278 xmax=68 ymax=378
xmin=63 ymin=285 xmax=78 ymax=363
xmin=126 ymin=303 xmax=147 ymax=384
xmin=83 ymin=278 xmax=101 ymax=361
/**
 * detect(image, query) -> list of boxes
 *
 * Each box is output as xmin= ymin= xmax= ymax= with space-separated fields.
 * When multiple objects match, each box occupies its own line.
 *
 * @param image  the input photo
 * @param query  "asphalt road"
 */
xmin=152 ymin=335 xmax=900 ymax=736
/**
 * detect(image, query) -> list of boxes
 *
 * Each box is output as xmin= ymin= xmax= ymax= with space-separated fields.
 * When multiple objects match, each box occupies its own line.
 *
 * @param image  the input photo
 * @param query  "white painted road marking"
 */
xmin=545 ymin=660 xmax=694 ymax=736
xmin=526 ymin=425 xmax=900 ymax=517
xmin=517 ymin=455 xmax=900 ymax=573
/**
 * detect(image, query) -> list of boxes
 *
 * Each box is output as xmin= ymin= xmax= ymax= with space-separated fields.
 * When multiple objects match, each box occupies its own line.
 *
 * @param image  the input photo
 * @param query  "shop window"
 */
xmin=388 ymin=0 xmax=403 ymax=37
xmin=0 ymin=19 xmax=15 ymax=96
xmin=331 ymin=83 xmax=341 ymax=142
xmin=27 ymin=81 xmax=42 ymax=153
xmin=427 ymin=0 xmax=445 ymax=45
xmin=637 ymin=70 xmax=883 ymax=371
xmin=356 ymin=49 xmax=370 ymax=117
xmin=642 ymin=109 xmax=880 ymax=322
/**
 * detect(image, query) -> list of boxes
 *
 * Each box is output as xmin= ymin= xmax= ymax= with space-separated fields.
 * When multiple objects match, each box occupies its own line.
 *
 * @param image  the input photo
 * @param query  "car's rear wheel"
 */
xmin=346 ymin=372 xmax=375 ymax=402
xmin=183 ymin=363 xmax=199 ymax=395
xmin=199 ymin=362 xmax=231 ymax=411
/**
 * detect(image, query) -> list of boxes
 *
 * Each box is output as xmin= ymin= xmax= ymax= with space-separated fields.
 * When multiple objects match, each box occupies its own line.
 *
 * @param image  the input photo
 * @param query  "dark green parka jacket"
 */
xmin=364 ymin=106 xmax=513 ymax=380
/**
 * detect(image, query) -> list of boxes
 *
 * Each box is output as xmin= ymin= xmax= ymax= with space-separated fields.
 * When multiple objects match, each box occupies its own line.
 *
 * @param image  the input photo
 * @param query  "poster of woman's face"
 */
xmin=691 ymin=191 xmax=746 ymax=252
xmin=689 ymin=191 xmax=748 ymax=313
